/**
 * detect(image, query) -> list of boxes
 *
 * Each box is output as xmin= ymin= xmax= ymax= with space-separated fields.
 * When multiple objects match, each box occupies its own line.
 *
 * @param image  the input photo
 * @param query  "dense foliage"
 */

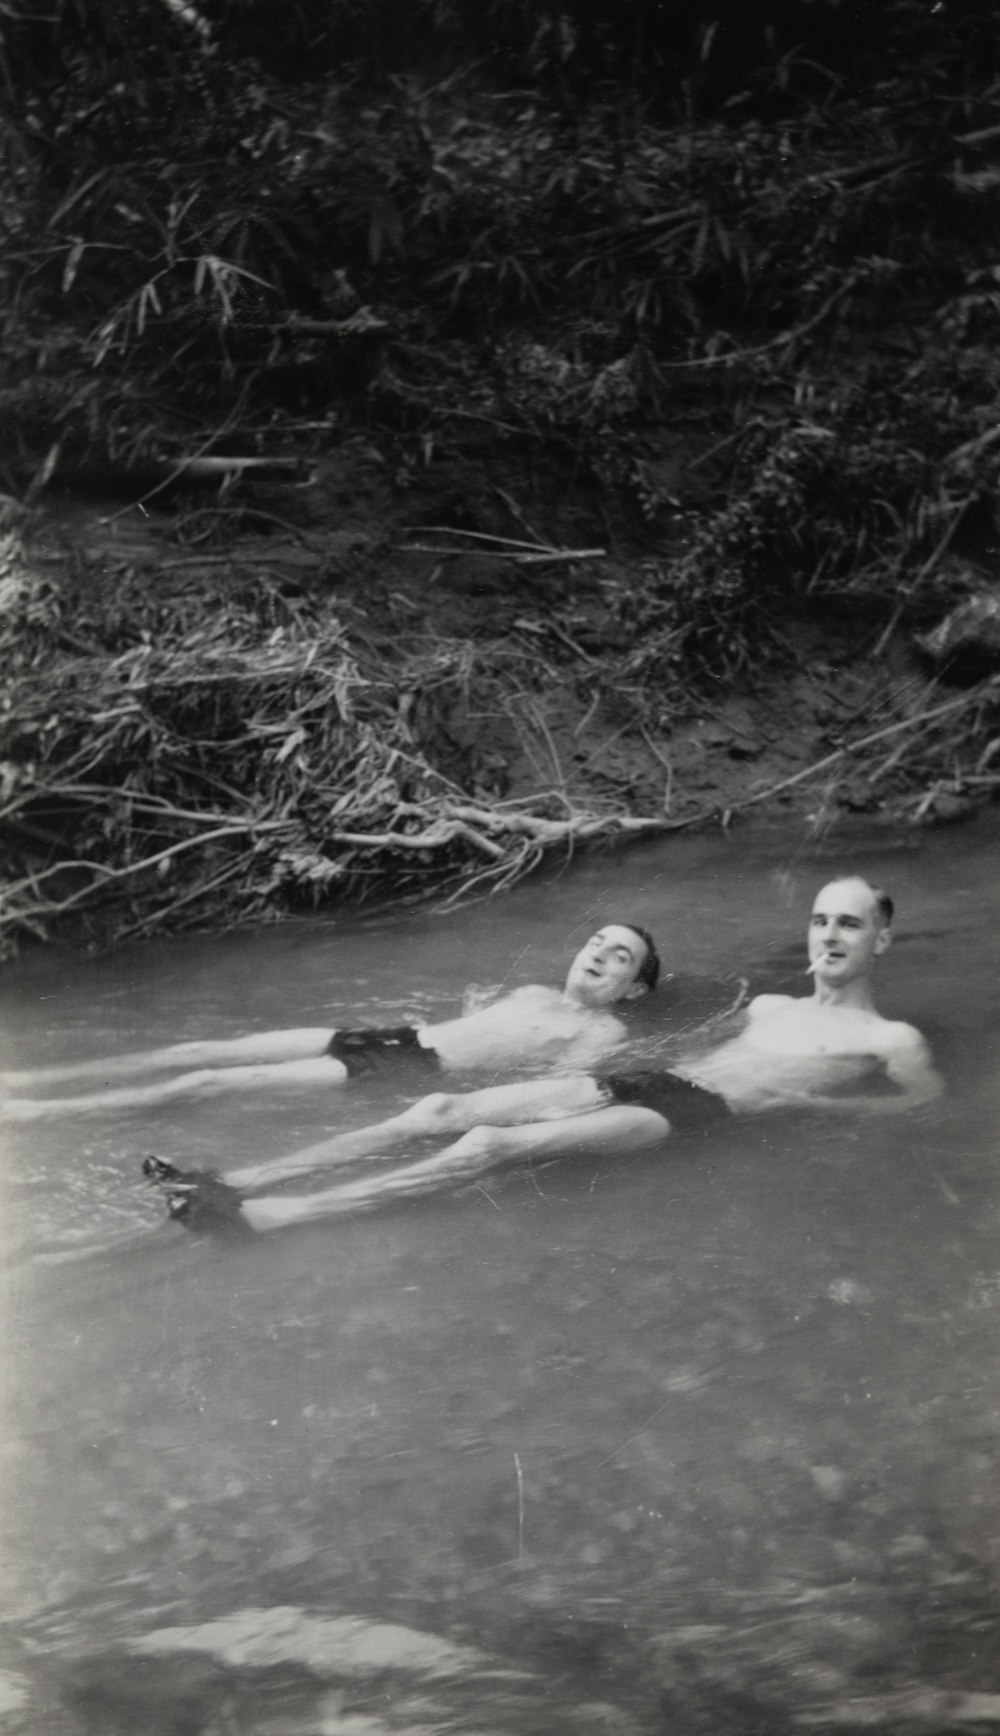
xmin=1 ymin=0 xmax=999 ymax=943
xmin=4 ymin=2 xmax=999 ymax=626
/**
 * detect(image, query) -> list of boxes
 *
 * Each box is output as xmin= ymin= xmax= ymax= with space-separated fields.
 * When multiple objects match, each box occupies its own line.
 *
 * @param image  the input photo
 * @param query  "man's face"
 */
xmin=564 ymin=925 xmax=649 ymax=1007
xmin=808 ymin=880 xmax=891 ymax=986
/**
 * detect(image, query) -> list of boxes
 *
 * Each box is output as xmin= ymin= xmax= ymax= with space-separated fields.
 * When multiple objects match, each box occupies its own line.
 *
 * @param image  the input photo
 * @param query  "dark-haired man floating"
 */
xmin=151 ymin=878 xmax=941 ymax=1234
xmin=1 ymin=924 xmax=660 ymax=1119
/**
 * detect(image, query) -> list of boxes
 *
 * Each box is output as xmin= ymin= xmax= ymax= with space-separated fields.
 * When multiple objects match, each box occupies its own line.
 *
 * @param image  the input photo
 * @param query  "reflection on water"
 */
xmin=1 ymin=821 xmax=999 ymax=1734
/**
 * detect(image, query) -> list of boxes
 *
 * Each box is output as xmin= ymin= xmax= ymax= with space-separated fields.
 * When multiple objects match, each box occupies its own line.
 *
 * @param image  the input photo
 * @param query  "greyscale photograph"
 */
xmin=1 ymin=1 xmax=999 ymax=1732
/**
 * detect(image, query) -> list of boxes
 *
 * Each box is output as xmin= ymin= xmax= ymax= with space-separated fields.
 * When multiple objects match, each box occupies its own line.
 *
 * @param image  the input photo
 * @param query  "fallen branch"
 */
xmin=99 ymin=384 xmax=251 ymax=523
xmin=114 ymin=855 xmax=250 ymax=941
xmin=164 ymin=456 xmax=305 ymax=477
xmin=329 ymin=822 xmax=505 ymax=859
xmin=2 ymin=820 xmax=283 ymax=909
xmin=405 ymin=525 xmax=554 ymax=553
xmin=399 ymin=543 xmax=606 ymax=563
xmin=801 ymin=119 xmax=1000 ymax=193
xmin=739 ymin=682 xmax=998 ymax=811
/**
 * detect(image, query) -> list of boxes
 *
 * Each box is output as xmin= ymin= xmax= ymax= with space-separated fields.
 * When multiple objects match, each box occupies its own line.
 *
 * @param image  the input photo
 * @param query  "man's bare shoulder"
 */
xmin=866 ymin=1017 xmax=941 ymax=1103
xmin=745 ymin=993 xmax=799 ymax=1019
xmin=461 ymin=983 xmax=554 ymax=1011
xmin=872 ymin=1016 xmax=931 ymax=1057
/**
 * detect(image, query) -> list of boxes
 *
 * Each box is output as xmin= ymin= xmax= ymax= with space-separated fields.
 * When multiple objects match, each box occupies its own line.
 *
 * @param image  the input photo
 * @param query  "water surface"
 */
xmin=1 ymin=821 xmax=999 ymax=1734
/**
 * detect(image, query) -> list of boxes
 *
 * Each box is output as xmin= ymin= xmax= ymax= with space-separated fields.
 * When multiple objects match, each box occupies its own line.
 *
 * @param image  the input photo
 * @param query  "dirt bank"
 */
xmin=1 ymin=449 xmax=996 ymax=953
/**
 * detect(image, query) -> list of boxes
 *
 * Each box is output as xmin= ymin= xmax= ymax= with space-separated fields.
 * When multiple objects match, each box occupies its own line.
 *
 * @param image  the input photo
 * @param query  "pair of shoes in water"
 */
xmin=141 ymin=1156 xmax=251 ymax=1238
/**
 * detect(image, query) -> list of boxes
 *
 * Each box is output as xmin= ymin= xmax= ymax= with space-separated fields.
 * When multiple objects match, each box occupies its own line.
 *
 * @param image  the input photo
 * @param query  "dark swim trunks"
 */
xmin=599 ymin=1070 xmax=731 ymax=1132
xmin=325 ymin=1024 xmax=439 ymax=1078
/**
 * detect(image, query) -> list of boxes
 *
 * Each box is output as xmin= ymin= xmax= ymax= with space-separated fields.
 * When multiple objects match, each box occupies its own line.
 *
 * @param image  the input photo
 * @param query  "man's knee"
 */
xmin=402 ymin=1091 xmax=462 ymax=1132
xmin=176 ymin=1067 xmax=227 ymax=1097
xmin=448 ymin=1124 xmax=508 ymax=1160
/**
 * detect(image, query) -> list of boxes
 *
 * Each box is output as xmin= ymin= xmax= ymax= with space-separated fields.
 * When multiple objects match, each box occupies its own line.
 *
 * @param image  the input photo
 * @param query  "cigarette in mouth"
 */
xmin=806 ymin=954 xmax=839 ymax=974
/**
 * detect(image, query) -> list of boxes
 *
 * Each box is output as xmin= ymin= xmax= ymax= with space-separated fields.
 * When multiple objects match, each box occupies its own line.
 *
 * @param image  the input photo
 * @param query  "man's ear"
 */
xmin=874 ymin=926 xmax=892 ymax=957
xmin=623 ymin=981 xmax=648 ymax=1001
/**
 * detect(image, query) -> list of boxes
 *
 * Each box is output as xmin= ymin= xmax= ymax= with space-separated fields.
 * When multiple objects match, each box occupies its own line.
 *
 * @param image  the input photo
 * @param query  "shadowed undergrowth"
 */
xmin=1 ymin=0 xmax=999 ymax=947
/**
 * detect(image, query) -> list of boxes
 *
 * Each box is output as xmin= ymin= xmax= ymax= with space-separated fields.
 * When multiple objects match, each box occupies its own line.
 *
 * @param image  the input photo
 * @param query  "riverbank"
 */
xmin=4 ymin=0 xmax=1000 ymax=949
xmin=2 ymin=453 xmax=996 ymax=955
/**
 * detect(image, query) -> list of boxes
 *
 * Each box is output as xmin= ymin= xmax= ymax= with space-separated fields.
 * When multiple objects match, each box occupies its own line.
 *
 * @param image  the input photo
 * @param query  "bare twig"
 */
xmin=515 ymin=616 xmax=600 ymax=664
xmin=399 ymin=543 xmax=606 ymax=563
xmin=99 ymin=384 xmax=251 ymax=523
xmin=740 ymin=683 xmax=997 ymax=810
xmin=493 ymin=487 xmax=547 ymax=548
xmin=574 ymin=691 xmax=602 ymax=737
xmin=1 ymin=821 xmax=281 ymax=908
xmin=640 ymin=725 xmax=674 ymax=815
xmin=114 ymin=855 xmax=249 ymax=940
xmin=872 ymin=500 xmax=972 ymax=658
xmin=328 ymin=823 xmax=505 ymax=859
xmin=405 ymin=525 xmax=553 ymax=554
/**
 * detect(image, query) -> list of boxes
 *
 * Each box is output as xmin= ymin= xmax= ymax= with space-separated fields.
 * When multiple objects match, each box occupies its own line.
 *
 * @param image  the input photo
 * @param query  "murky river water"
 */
xmin=1 ymin=820 xmax=999 ymax=1735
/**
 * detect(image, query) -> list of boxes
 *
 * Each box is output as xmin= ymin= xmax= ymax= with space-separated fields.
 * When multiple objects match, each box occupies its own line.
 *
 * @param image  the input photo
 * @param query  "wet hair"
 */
xmin=619 ymin=922 xmax=661 ymax=992
xmin=824 ymin=876 xmax=894 ymax=927
xmin=870 ymin=884 xmax=894 ymax=927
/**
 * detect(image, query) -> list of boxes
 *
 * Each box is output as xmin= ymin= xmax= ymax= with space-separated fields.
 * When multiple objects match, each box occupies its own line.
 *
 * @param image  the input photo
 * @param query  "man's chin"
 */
xmin=572 ymin=986 xmax=607 ymax=1009
xmin=567 ymin=973 xmax=601 ymax=1002
xmin=812 ymin=961 xmax=853 ymax=984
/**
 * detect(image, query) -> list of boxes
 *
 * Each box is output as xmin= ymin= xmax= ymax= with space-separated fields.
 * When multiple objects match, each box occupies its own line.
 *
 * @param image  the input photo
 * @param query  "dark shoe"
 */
xmin=163 ymin=1173 xmax=253 ymax=1238
xmin=142 ymin=1155 xmax=187 ymax=1185
xmin=142 ymin=1154 xmax=251 ymax=1237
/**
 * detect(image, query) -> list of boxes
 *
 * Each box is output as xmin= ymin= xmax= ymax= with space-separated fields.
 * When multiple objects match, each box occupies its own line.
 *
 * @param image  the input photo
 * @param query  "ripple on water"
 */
xmin=12 ymin=1607 xmax=645 ymax=1736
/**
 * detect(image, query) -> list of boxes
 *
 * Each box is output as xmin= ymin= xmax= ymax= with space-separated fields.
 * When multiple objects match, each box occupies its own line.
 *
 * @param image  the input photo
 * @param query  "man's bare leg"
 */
xmin=0 ymin=1028 xmax=334 ymax=1095
xmin=224 ymin=1074 xmax=607 ymax=1191
xmin=1 ymin=1054 xmax=347 ymax=1121
xmin=239 ymin=1104 xmax=670 ymax=1231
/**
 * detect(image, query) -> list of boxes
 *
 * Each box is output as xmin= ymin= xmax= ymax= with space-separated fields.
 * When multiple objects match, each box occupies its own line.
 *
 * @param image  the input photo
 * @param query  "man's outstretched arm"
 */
xmin=767 ymin=1026 xmax=943 ymax=1115
xmin=820 ymin=1026 xmax=943 ymax=1112
xmin=881 ymin=1027 xmax=943 ymax=1108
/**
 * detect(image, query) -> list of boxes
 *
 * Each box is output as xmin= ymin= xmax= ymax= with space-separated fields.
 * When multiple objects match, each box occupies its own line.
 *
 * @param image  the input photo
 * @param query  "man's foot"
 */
xmin=142 ymin=1156 xmax=253 ymax=1238
xmin=142 ymin=1155 xmax=187 ymax=1185
xmin=162 ymin=1175 xmax=254 ymax=1238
